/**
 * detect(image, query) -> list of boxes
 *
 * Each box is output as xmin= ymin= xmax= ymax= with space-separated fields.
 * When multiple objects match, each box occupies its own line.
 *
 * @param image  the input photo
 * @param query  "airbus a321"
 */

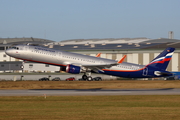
xmin=5 ymin=44 xmax=175 ymax=80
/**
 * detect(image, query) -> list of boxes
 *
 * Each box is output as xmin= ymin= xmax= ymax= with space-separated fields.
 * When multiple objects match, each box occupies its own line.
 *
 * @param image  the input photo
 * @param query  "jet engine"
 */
xmin=66 ymin=64 xmax=81 ymax=74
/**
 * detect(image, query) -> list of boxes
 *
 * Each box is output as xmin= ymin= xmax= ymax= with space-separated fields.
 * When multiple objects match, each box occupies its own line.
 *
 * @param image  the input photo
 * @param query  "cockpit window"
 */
xmin=11 ymin=47 xmax=19 ymax=50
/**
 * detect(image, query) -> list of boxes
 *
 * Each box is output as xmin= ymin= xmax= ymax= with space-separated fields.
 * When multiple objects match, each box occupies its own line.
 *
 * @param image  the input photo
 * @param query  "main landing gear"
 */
xmin=82 ymin=72 xmax=93 ymax=81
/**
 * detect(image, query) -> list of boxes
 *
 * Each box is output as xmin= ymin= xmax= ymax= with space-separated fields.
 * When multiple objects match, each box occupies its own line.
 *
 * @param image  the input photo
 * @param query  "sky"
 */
xmin=0 ymin=0 xmax=180 ymax=41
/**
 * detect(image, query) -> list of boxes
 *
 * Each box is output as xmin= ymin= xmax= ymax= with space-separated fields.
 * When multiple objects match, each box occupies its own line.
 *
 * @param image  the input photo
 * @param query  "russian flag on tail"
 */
xmin=146 ymin=47 xmax=175 ymax=70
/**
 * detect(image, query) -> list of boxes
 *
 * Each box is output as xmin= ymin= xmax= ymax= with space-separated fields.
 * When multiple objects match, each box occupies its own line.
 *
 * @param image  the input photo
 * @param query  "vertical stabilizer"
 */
xmin=146 ymin=47 xmax=175 ymax=70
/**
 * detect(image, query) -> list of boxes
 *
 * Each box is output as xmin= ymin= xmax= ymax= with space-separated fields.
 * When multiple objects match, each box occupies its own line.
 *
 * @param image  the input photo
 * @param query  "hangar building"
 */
xmin=45 ymin=37 xmax=180 ymax=72
xmin=0 ymin=37 xmax=180 ymax=73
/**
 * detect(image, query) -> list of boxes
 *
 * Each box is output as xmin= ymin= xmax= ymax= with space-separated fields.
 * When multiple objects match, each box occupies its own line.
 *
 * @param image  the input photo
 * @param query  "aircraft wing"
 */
xmin=84 ymin=55 xmax=126 ymax=72
xmin=70 ymin=55 xmax=127 ymax=73
xmin=68 ymin=62 xmax=118 ymax=73
xmin=83 ymin=63 xmax=117 ymax=68
xmin=82 ymin=63 xmax=118 ymax=73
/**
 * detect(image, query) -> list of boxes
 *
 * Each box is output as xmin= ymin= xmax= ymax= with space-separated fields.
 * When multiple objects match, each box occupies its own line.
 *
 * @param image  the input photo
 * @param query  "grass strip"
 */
xmin=0 ymin=95 xmax=180 ymax=120
xmin=0 ymin=80 xmax=180 ymax=89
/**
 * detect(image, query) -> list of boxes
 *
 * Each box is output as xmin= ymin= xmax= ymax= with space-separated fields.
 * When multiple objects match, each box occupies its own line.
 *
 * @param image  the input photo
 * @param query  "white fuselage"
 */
xmin=5 ymin=45 xmax=144 ymax=71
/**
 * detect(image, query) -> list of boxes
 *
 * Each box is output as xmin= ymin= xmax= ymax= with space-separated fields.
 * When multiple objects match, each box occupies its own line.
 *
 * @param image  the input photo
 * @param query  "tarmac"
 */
xmin=0 ymin=88 xmax=179 ymax=96
xmin=0 ymin=74 xmax=115 ymax=81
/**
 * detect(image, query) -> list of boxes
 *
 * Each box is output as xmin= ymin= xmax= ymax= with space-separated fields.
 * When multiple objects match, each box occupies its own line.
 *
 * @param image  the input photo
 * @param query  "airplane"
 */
xmin=5 ymin=44 xmax=175 ymax=80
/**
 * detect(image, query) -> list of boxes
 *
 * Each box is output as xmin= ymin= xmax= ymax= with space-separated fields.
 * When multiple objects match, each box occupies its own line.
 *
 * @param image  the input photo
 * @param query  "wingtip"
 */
xmin=96 ymin=53 xmax=101 ymax=57
xmin=118 ymin=55 xmax=127 ymax=63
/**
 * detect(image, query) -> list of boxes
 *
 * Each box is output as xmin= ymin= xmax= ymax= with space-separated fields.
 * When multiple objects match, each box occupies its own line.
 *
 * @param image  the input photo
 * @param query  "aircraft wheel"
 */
xmin=87 ymin=76 xmax=93 ymax=81
xmin=82 ymin=75 xmax=88 ymax=80
xmin=20 ymin=65 xmax=24 ymax=69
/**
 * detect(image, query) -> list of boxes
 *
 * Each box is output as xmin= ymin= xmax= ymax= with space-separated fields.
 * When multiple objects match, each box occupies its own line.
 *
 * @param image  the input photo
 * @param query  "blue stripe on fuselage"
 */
xmin=99 ymin=69 xmax=172 ymax=78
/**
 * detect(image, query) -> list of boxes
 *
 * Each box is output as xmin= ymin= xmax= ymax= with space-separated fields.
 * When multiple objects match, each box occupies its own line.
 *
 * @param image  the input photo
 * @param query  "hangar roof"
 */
xmin=0 ymin=37 xmax=54 ymax=45
xmin=49 ymin=38 xmax=180 ymax=45
xmin=1 ymin=37 xmax=180 ymax=51
xmin=142 ymin=38 xmax=180 ymax=43
xmin=46 ymin=38 xmax=180 ymax=51
xmin=51 ymin=38 xmax=150 ymax=45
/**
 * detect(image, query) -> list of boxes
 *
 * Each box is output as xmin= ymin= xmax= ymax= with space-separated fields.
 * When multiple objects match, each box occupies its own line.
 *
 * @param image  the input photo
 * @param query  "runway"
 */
xmin=0 ymin=88 xmax=179 ymax=96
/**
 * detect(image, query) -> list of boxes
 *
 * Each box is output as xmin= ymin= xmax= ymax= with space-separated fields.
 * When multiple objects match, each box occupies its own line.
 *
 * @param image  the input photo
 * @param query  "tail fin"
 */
xmin=146 ymin=47 xmax=175 ymax=70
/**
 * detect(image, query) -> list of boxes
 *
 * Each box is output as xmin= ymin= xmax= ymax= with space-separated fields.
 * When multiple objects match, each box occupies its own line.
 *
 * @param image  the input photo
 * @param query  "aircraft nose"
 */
xmin=5 ymin=49 xmax=12 ymax=56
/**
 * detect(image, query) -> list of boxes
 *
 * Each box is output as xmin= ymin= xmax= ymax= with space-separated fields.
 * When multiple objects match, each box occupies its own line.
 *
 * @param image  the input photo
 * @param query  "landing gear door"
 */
xmin=143 ymin=67 xmax=148 ymax=76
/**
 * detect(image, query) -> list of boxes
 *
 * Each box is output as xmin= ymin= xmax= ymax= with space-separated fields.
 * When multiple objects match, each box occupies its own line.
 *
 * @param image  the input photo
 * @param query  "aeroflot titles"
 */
xmin=34 ymin=47 xmax=55 ymax=53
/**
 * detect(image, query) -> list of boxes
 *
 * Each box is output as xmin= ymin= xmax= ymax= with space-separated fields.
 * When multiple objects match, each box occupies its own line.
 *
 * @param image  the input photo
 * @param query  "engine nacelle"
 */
xmin=66 ymin=64 xmax=81 ymax=74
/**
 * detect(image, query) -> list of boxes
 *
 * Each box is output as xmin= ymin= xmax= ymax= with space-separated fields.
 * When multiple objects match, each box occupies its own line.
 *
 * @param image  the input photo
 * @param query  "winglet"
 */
xmin=96 ymin=53 xmax=101 ymax=57
xmin=117 ymin=55 xmax=127 ymax=63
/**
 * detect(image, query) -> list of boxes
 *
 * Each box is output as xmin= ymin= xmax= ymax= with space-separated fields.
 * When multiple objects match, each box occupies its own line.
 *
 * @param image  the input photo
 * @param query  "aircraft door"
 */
xmin=24 ymin=46 xmax=29 ymax=53
xmin=24 ymin=46 xmax=32 ymax=60
xmin=143 ymin=67 xmax=148 ymax=76
xmin=57 ymin=52 xmax=62 ymax=60
xmin=24 ymin=46 xmax=28 ymax=51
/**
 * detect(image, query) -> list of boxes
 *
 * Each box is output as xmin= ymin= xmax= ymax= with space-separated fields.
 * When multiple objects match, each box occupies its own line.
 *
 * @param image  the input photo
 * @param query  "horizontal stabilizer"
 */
xmin=155 ymin=71 xmax=173 ymax=76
